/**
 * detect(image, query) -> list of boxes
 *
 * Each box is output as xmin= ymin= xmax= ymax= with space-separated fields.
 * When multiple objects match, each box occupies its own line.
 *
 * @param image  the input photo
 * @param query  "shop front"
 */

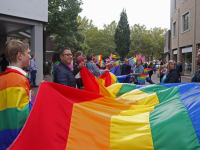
xmin=182 ymin=47 xmax=192 ymax=76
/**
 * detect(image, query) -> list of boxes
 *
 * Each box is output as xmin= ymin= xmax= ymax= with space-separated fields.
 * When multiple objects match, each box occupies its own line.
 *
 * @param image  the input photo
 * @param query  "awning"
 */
xmin=182 ymin=47 xmax=192 ymax=53
xmin=173 ymin=50 xmax=177 ymax=54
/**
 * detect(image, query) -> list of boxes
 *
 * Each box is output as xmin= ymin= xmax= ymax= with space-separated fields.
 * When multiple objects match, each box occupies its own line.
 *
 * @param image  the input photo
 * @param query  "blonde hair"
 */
xmin=5 ymin=40 xmax=27 ymax=63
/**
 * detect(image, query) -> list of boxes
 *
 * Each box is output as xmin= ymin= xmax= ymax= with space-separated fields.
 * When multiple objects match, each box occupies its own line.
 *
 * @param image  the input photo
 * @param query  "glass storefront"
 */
xmin=184 ymin=52 xmax=192 ymax=75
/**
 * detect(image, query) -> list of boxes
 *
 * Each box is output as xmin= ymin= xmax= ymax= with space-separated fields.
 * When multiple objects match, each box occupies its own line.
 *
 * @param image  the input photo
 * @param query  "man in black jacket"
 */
xmin=54 ymin=48 xmax=76 ymax=88
xmin=121 ymin=59 xmax=131 ymax=75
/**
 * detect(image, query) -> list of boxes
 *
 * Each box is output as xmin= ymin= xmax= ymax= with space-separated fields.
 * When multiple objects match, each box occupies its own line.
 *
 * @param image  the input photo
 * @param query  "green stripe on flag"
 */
xmin=0 ymin=104 xmax=29 ymax=131
xmin=140 ymin=84 xmax=167 ymax=94
xmin=116 ymin=84 xmax=136 ymax=97
xmin=150 ymin=87 xmax=200 ymax=150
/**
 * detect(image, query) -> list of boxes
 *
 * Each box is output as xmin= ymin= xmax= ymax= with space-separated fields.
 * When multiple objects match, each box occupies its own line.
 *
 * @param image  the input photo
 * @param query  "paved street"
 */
xmin=31 ymin=73 xmax=192 ymax=97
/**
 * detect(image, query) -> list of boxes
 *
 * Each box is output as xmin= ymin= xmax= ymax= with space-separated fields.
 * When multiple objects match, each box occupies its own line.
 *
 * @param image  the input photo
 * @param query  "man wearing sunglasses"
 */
xmin=54 ymin=48 xmax=76 ymax=88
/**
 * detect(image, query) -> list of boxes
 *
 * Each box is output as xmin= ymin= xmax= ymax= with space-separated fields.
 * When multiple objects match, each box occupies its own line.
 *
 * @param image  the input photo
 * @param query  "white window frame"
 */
xmin=173 ymin=20 xmax=177 ymax=38
xmin=182 ymin=10 xmax=190 ymax=33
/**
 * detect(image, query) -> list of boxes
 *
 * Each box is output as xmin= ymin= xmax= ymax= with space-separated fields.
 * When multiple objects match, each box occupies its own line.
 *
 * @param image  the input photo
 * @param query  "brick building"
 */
xmin=165 ymin=0 xmax=200 ymax=76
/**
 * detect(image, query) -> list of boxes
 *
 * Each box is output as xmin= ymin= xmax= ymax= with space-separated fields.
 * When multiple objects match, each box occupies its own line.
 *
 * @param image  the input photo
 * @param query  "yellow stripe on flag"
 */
xmin=110 ymin=105 xmax=155 ymax=150
xmin=107 ymin=83 xmax=123 ymax=96
xmin=121 ymin=89 xmax=159 ymax=106
xmin=0 ymin=87 xmax=29 ymax=111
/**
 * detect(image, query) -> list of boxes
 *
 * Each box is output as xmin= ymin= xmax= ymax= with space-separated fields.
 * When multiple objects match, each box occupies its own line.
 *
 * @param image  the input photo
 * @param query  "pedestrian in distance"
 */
xmin=30 ymin=54 xmax=38 ymax=87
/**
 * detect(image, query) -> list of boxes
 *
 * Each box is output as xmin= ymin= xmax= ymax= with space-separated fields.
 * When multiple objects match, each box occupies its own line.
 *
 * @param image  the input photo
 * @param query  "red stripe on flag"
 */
xmin=8 ymin=82 xmax=103 ymax=150
xmin=99 ymin=71 xmax=112 ymax=87
xmin=80 ymin=66 xmax=100 ymax=94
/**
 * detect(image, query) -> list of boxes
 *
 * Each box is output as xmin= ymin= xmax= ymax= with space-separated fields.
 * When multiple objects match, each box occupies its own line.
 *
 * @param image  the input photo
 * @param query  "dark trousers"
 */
xmin=160 ymin=74 xmax=164 ymax=83
xmin=178 ymin=74 xmax=181 ymax=83
xmin=31 ymin=70 xmax=36 ymax=86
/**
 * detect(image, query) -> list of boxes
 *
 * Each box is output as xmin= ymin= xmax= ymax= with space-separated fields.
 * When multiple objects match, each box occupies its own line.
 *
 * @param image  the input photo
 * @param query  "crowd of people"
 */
xmin=2 ymin=40 xmax=200 ymax=149
xmin=1 ymin=40 xmax=200 ymax=92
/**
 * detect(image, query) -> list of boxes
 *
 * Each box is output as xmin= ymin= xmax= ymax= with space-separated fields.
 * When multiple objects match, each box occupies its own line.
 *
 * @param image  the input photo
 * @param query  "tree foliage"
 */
xmin=47 ymin=1 xmax=167 ymax=59
xmin=47 ymin=0 xmax=87 ymax=53
xmin=114 ymin=9 xmax=131 ymax=59
xmin=78 ymin=16 xmax=118 ymax=57
xmin=128 ymin=24 xmax=167 ymax=60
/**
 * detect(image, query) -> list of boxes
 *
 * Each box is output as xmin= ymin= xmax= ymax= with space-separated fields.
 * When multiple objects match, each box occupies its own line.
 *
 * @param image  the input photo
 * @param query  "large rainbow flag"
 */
xmin=0 ymin=68 xmax=31 ymax=150
xmin=7 ymin=82 xmax=200 ymax=150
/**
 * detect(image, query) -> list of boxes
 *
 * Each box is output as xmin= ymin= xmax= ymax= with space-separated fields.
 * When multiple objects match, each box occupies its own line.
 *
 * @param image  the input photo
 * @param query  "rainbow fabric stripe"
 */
xmin=0 ymin=68 xmax=30 ymax=150
xmin=100 ymin=60 xmax=104 ymax=67
xmin=95 ymin=55 xmax=102 ymax=61
xmin=8 ymin=82 xmax=200 ymax=150
xmin=25 ymin=73 xmax=31 ymax=83
xmin=52 ymin=61 xmax=60 ymax=82
xmin=99 ymin=72 xmax=131 ymax=87
xmin=129 ymin=58 xmax=136 ymax=71
xmin=137 ymin=72 xmax=146 ymax=85
xmin=115 ymin=60 xmax=122 ymax=67
xmin=80 ymin=66 xmax=115 ymax=99
xmin=109 ymin=65 xmax=121 ymax=76
xmin=144 ymin=68 xmax=156 ymax=75
xmin=159 ymin=65 xmax=167 ymax=75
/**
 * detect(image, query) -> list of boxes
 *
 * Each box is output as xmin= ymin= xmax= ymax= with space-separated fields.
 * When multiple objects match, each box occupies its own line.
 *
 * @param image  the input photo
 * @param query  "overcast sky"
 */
xmin=80 ymin=0 xmax=170 ymax=30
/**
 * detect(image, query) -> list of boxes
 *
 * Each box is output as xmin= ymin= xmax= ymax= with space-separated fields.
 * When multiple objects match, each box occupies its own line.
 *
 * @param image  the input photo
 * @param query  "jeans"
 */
xmin=31 ymin=70 xmax=37 ymax=86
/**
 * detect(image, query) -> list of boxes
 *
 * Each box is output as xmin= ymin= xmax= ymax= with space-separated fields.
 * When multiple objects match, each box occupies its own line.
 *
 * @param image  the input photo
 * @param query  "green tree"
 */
xmin=128 ymin=24 xmax=167 ymax=61
xmin=47 ymin=0 xmax=86 ymax=53
xmin=150 ymin=27 xmax=167 ymax=60
xmin=78 ymin=16 xmax=118 ymax=57
xmin=93 ymin=21 xmax=117 ymax=57
xmin=128 ymin=24 xmax=147 ymax=57
xmin=114 ymin=9 xmax=131 ymax=58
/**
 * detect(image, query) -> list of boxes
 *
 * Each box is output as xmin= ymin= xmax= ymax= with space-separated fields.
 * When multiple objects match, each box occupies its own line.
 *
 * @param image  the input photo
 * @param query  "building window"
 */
xmin=173 ymin=21 xmax=176 ymax=37
xmin=174 ymin=0 xmax=177 ymax=10
xmin=182 ymin=12 xmax=189 ymax=32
